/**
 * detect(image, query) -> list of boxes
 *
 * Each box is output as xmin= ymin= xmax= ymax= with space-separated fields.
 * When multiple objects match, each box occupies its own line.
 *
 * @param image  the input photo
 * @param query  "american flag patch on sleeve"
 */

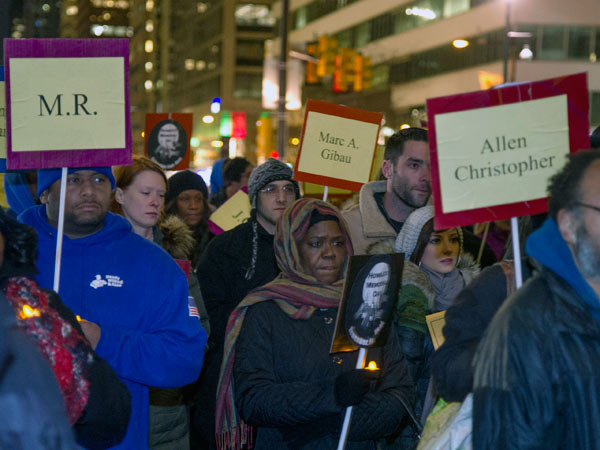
xmin=188 ymin=296 xmax=200 ymax=319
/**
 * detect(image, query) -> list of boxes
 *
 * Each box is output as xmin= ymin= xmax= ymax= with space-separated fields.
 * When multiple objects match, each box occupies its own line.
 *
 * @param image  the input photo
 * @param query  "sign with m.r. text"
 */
xmin=4 ymin=39 xmax=131 ymax=169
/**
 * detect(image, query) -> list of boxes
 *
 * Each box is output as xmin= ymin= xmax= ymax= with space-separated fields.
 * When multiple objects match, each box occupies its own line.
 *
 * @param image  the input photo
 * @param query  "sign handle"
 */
xmin=52 ymin=167 xmax=68 ymax=293
xmin=336 ymin=347 xmax=367 ymax=450
xmin=322 ymin=186 xmax=329 ymax=202
xmin=510 ymin=216 xmax=523 ymax=289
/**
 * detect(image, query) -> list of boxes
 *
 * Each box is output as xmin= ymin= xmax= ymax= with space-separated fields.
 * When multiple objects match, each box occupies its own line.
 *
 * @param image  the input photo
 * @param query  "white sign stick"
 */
xmin=511 ymin=216 xmax=523 ymax=289
xmin=52 ymin=167 xmax=68 ymax=293
xmin=323 ymin=186 xmax=329 ymax=202
xmin=336 ymin=347 xmax=367 ymax=450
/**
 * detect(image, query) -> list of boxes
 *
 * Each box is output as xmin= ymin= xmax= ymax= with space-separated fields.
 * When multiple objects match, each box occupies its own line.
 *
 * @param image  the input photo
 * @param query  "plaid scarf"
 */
xmin=215 ymin=198 xmax=353 ymax=450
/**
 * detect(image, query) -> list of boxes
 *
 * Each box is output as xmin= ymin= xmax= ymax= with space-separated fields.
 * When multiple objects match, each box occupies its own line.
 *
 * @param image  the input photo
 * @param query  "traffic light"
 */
xmin=317 ymin=36 xmax=337 ymax=78
xmin=306 ymin=42 xmax=319 ymax=85
xmin=256 ymin=113 xmax=273 ymax=159
xmin=333 ymin=47 xmax=354 ymax=93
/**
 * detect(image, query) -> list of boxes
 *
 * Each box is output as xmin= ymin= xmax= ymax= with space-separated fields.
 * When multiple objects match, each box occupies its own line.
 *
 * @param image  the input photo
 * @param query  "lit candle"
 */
xmin=366 ymin=361 xmax=379 ymax=371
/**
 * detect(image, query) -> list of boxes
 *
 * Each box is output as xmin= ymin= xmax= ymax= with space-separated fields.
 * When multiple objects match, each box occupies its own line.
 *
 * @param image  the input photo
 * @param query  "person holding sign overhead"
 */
xmin=343 ymin=128 xmax=431 ymax=255
xmin=193 ymin=158 xmax=299 ymax=449
xmin=20 ymin=166 xmax=207 ymax=450
xmin=215 ymin=198 xmax=414 ymax=450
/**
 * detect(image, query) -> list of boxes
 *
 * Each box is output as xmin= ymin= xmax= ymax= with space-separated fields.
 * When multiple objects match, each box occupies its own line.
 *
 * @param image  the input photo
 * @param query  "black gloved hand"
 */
xmin=334 ymin=369 xmax=380 ymax=407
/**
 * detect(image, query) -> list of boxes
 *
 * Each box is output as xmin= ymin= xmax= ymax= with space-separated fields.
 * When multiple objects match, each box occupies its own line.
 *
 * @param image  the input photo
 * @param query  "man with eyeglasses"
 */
xmin=194 ymin=157 xmax=300 ymax=448
xmin=473 ymin=150 xmax=600 ymax=450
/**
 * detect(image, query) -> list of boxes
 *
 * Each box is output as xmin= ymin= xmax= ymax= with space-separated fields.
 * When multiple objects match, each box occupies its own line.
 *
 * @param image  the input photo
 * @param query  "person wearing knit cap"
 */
xmin=165 ymin=170 xmax=213 ymax=269
xmin=19 ymin=167 xmax=207 ymax=450
xmin=193 ymin=157 xmax=299 ymax=449
xmin=392 ymin=205 xmax=478 ymax=425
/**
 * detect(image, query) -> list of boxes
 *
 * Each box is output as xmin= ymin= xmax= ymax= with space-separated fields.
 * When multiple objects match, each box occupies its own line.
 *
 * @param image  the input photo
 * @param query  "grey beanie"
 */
xmin=394 ymin=206 xmax=434 ymax=260
xmin=247 ymin=158 xmax=299 ymax=209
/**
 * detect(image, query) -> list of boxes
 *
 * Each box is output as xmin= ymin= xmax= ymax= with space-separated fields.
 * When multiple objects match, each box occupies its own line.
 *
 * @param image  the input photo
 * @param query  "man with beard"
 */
xmin=473 ymin=150 xmax=600 ymax=450
xmin=343 ymin=127 xmax=431 ymax=254
xmin=20 ymin=167 xmax=207 ymax=449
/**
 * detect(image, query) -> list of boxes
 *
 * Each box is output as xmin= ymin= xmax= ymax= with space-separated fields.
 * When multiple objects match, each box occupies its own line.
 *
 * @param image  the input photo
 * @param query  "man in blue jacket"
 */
xmin=20 ymin=167 xmax=207 ymax=450
xmin=473 ymin=150 xmax=600 ymax=450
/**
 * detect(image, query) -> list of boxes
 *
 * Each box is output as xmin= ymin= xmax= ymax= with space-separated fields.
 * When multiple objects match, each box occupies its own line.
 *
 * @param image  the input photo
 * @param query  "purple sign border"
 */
xmin=4 ymin=38 xmax=132 ymax=170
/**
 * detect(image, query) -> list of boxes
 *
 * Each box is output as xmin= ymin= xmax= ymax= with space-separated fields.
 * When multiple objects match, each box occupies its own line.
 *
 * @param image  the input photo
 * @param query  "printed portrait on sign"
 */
xmin=148 ymin=119 xmax=188 ymax=170
xmin=345 ymin=255 xmax=395 ymax=348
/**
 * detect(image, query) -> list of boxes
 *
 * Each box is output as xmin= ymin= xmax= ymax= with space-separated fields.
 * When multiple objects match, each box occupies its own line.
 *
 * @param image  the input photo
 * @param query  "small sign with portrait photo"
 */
xmin=330 ymin=253 xmax=403 ymax=353
xmin=145 ymin=113 xmax=192 ymax=171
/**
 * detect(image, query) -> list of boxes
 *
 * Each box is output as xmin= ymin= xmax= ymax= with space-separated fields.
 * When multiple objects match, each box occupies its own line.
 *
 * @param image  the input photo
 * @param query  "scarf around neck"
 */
xmin=215 ymin=198 xmax=353 ymax=450
xmin=420 ymin=263 xmax=465 ymax=312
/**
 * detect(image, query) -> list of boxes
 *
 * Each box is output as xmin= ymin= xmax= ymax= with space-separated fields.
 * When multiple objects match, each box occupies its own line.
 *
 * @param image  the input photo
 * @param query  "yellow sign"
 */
xmin=435 ymin=95 xmax=569 ymax=214
xmin=425 ymin=310 xmax=446 ymax=350
xmin=9 ymin=57 xmax=126 ymax=152
xmin=0 ymin=80 xmax=5 ymax=159
xmin=297 ymin=111 xmax=379 ymax=186
xmin=208 ymin=189 xmax=251 ymax=232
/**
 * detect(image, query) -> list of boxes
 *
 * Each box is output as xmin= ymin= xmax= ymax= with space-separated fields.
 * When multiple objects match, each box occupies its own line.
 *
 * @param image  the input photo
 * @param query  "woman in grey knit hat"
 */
xmin=390 ymin=206 xmax=479 ymax=433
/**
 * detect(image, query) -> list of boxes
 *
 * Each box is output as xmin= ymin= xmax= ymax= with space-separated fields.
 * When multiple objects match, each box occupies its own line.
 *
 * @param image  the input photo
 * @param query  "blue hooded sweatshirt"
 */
xmin=20 ymin=206 xmax=207 ymax=449
xmin=526 ymin=218 xmax=600 ymax=322
xmin=4 ymin=172 xmax=37 ymax=218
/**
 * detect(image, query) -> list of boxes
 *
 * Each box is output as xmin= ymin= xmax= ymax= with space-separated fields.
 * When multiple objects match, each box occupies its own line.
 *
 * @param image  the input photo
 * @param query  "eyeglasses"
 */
xmin=260 ymin=184 xmax=296 ymax=196
xmin=574 ymin=202 xmax=600 ymax=214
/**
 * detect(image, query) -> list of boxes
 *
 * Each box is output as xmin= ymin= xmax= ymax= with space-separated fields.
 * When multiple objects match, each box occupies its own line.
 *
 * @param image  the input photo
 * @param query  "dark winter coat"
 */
xmin=0 ymin=263 xmax=131 ymax=450
xmin=473 ymin=267 xmax=600 ymax=449
xmin=430 ymin=259 xmax=533 ymax=402
xmin=0 ymin=293 xmax=78 ymax=450
xmin=194 ymin=218 xmax=279 ymax=447
xmin=234 ymin=301 xmax=415 ymax=450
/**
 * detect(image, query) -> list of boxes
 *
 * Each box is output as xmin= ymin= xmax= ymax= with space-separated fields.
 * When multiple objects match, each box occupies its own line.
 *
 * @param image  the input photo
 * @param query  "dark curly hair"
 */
xmin=0 ymin=208 xmax=38 ymax=268
xmin=384 ymin=127 xmax=428 ymax=165
xmin=547 ymin=150 xmax=600 ymax=220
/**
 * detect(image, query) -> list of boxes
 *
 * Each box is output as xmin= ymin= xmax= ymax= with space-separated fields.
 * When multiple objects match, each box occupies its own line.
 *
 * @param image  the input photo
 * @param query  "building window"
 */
xmin=540 ymin=26 xmax=565 ymax=60
xmin=235 ymin=4 xmax=275 ymax=31
xmin=591 ymin=92 xmax=600 ymax=126
xmin=568 ymin=26 xmax=592 ymax=60
xmin=236 ymin=40 xmax=264 ymax=66
xmin=234 ymin=73 xmax=262 ymax=99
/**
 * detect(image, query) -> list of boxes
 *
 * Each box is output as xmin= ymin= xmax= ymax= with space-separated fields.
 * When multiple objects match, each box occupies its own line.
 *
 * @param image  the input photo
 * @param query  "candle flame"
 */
xmin=20 ymin=304 xmax=41 ymax=319
xmin=366 ymin=361 xmax=379 ymax=371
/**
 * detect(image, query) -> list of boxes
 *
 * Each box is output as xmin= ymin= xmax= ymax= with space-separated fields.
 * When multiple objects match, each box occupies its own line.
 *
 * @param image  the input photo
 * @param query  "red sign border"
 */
xmin=144 ymin=113 xmax=193 ymax=171
xmin=426 ymin=72 xmax=589 ymax=229
xmin=294 ymin=98 xmax=383 ymax=192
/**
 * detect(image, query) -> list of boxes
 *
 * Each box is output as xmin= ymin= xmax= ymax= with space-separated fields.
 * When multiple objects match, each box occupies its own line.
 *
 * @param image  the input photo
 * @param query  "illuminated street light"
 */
xmin=453 ymin=39 xmax=469 ymax=49
xmin=519 ymin=44 xmax=533 ymax=60
xmin=202 ymin=115 xmax=214 ymax=124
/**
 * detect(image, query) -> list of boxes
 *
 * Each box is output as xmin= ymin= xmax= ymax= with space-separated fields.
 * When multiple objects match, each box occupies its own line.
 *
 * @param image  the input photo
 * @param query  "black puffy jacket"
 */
xmin=473 ymin=267 xmax=600 ymax=449
xmin=234 ymin=301 xmax=416 ymax=450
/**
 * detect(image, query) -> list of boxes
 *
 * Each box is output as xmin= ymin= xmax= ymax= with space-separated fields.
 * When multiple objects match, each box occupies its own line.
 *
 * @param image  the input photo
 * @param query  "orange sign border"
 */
xmin=294 ymin=99 xmax=382 ymax=192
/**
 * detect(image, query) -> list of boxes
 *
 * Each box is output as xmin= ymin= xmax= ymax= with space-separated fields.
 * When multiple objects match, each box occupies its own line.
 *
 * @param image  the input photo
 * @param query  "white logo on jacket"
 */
xmin=90 ymin=274 xmax=124 ymax=289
